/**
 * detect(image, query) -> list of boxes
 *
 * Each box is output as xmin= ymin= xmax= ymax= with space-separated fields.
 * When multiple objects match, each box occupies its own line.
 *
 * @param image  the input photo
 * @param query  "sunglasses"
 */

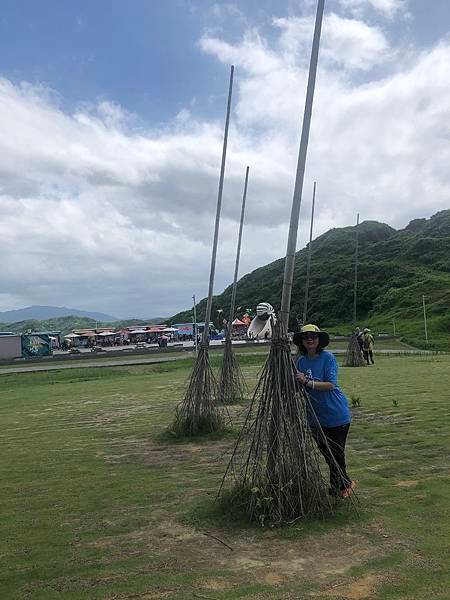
xmin=301 ymin=333 xmax=319 ymax=339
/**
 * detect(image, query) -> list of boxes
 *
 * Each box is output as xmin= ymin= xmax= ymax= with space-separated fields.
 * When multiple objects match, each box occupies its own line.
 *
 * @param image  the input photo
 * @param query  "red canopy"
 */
xmin=232 ymin=318 xmax=246 ymax=327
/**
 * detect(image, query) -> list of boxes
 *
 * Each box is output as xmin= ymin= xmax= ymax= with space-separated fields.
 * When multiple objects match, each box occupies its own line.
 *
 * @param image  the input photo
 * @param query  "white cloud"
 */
xmin=211 ymin=3 xmax=246 ymax=23
xmin=274 ymin=13 xmax=392 ymax=71
xmin=339 ymin=0 xmax=409 ymax=20
xmin=0 ymin=6 xmax=449 ymax=317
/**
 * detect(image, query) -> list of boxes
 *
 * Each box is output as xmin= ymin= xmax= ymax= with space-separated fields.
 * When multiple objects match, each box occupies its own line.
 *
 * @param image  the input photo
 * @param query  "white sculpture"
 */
xmin=248 ymin=302 xmax=276 ymax=340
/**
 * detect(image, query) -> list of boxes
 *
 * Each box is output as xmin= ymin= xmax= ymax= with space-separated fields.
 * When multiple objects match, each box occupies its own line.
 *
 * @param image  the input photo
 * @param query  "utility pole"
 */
xmin=422 ymin=295 xmax=429 ymax=344
xmin=302 ymin=181 xmax=316 ymax=323
xmin=392 ymin=318 xmax=396 ymax=337
xmin=353 ymin=213 xmax=360 ymax=326
xmin=192 ymin=295 xmax=198 ymax=353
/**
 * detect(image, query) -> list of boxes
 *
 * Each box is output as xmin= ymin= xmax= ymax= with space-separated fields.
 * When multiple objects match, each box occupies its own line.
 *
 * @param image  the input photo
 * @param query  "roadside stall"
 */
xmin=127 ymin=329 xmax=150 ymax=343
xmin=173 ymin=323 xmax=194 ymax=341
xmin=96 ymin=331 xmax=118 ymax=346
xmin=146 ymin=325 xmax=166 ymax=342
xmin=231 ymin=318 xmax=248 ymax=339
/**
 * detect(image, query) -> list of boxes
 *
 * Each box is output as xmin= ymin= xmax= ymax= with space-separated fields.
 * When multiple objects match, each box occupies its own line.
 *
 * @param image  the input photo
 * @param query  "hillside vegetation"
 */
xmin=170 ymin=210 xmax=450 ymax=350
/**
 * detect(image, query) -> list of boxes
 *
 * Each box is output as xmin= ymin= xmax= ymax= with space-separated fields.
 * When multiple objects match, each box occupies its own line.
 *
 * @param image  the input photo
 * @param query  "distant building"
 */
xmin=173 ymin=322 xmax=215 ymax=337
xmin=0 ymin=334 xmax=22 ymax=360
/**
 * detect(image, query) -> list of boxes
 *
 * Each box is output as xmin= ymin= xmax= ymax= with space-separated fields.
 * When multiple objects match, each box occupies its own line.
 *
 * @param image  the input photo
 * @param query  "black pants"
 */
xmin=363 ymin=350 xmax=374 ymax=364
xmin=312 ymin=424 xmax=352 ymax=493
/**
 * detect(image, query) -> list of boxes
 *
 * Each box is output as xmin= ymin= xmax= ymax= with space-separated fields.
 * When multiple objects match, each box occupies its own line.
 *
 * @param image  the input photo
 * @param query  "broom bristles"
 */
xmin=217 ymin=329 xmax=247 ymax=405
xmin=172 ymin=342 xmax=224 ymax=436
xmin=344 ymin=334 xmax=366 ymax=367
xmin=219 ymin=320 xmax=353 ymax=525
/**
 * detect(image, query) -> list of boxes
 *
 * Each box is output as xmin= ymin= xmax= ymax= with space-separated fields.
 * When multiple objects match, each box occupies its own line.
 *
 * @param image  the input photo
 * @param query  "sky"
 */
xmin=0 ymin=0 xmax=449 ymax=319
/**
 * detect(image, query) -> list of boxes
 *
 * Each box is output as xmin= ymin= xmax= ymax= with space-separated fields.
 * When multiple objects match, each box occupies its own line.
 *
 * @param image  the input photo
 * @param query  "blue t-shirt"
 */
xmin=296 ymin=350 xmax=351 ymax=428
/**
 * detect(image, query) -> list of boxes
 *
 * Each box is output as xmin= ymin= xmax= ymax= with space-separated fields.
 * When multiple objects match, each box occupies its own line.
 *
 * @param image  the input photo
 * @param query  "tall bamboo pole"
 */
xmin=203 ymin=65 xmax=234 ymax=343
xmin=280 ymin=0 xmax=325 ymax=331
xmin=228 ymin=166 xmax=250 ymax=330
xmin=422 ymin=294 xmax=429 ymax=344
xmin=192 ymin=294 xmax=198 ymax=353
xmin=302 ymin=181 xmax=316 ymax=323
xmin=353 ymin=213 xmax=360 ymax=326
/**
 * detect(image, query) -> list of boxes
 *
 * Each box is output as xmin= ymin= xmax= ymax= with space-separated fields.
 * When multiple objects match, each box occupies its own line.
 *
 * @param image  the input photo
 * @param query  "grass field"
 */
xmin=1 ymin=353 xmax=449 ymax=599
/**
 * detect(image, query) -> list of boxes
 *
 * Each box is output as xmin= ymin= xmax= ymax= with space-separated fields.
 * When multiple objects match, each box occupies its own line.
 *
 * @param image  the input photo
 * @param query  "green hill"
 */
xmin=170 ymin=210 xmax=450 ymax=350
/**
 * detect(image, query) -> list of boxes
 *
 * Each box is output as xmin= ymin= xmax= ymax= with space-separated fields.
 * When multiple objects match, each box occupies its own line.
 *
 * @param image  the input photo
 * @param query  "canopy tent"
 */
xmin=232 ymin=318 xmax=246 ymax=327
xmin=64 ymin=333 xmax=80 ymax=339
xmin=162 ymin=327 xmax=179 ymax=332
xmin=97 ymin=331 xmax=116 ymax=336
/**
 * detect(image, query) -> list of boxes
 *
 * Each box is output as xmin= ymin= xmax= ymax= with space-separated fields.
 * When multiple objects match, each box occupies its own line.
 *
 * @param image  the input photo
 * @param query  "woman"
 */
xmin=293 ymin=324 xmax=355 ymax=498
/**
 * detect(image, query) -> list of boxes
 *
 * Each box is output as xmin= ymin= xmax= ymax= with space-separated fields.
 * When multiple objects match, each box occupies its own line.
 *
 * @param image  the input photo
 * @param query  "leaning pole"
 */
xmin=220 ymin=1 xmax=338 ymax=525
xmin=203 ymin=66 xmax=235 ymax=342
xmin=172 ymin=66 xmax=234 ymax=436
xmin=229 ymin=166 xmax=250 ymax=327
xmin=218 ymin=166 xmax=250 ymax=405
xmin=280 ymin=0 xmax=325 ymax=331
xmin=352 ymin=212 xmax=360 ymax=326
xmin=345 ymin=213 xmax=365 ymax=366
xmin=302 ymin=181 xmax=317 ymax=323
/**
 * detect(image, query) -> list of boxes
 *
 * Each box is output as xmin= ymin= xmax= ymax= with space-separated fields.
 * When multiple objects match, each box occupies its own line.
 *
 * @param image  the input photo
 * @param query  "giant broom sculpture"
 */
xmin=344 ymin=213 xmax=365 ymax=367
xmin=172 ymin=66 xmax=234 ymax=436
xmin=217 ymin=166 xmax=250 ymax=405
xmin=220 ymin=0 xmax=341 ymax=523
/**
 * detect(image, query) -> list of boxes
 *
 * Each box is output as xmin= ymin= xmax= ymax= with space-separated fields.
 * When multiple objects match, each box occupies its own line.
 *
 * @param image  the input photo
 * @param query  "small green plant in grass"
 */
xmin=351 ymin=394 xmax=361 ymax=408
xmin=392 ymin=399 xmax=398 ymax=407
xmin=213 ymin=485 xmax=276 ymax=528
xmin=250 ymin=486 xmax=274 ymax=527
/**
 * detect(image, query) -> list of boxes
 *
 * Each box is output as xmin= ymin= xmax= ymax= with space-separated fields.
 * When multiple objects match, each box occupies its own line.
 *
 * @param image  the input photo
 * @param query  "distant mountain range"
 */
xmin=0 ymin=305 xmax=119 ymax=324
